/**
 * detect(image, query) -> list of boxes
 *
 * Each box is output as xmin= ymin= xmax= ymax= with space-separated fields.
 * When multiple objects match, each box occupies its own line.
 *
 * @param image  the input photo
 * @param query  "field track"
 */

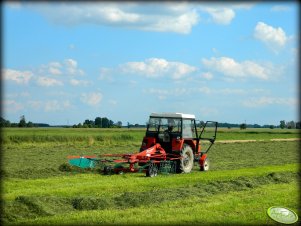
xmin=217 ymin=137 xmax=301 ymax=143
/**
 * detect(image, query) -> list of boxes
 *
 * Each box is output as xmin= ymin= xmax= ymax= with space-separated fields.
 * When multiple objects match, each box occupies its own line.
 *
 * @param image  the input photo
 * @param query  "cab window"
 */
xmin=182 ymin=119 xmax=196 ymax=138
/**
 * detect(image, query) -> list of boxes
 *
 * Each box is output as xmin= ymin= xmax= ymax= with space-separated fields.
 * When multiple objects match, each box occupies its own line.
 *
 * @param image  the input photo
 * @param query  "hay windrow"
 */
xmin=2 ymin=171 xmax=299 ymax=223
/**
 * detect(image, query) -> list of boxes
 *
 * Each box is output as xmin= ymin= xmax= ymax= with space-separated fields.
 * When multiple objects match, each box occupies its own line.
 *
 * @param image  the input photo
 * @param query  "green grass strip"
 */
xmin=8 ymin=181 xmax=299 ymax=225
xmin=3 ymin=163 xmax=299 ymax=200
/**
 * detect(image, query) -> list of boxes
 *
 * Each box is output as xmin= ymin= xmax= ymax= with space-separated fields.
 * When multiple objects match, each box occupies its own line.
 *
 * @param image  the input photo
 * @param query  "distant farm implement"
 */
xmin=67 ymin=113 xmax=217 ymax=177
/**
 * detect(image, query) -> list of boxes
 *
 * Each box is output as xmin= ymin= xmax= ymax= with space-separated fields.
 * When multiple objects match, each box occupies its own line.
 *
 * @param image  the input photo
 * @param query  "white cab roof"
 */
xmin=150 ymin=112 xmax=195 ymax=119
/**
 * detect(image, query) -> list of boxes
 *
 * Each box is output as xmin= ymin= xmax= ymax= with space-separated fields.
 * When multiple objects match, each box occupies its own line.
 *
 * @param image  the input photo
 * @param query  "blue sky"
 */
xmin=2 ymin=1 xmax=299 ymax=126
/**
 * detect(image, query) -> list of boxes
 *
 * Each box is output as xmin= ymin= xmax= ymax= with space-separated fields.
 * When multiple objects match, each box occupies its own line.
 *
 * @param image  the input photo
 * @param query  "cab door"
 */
xmin=198 ymin=121 xmax=218 ymax=154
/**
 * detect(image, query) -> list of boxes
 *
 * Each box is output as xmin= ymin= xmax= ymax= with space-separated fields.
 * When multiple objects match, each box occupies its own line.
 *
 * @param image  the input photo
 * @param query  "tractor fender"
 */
xmin=199 ymin=154 xmax=207 ymax=168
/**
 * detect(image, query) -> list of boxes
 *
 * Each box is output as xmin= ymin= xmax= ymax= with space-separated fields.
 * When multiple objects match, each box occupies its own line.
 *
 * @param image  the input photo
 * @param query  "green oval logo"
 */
xmin=267 ymin=206 xmax=298 ymax=224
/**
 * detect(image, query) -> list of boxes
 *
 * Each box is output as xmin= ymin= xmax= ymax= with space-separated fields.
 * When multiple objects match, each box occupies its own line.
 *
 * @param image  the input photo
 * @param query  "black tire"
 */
xmin=103 ymin=166 xmax=112 ymax=175
xmin=179 ymin=144 xmax=194 ymax=173
xmin=146 ymin=162 xmax=158 ymax=177
xmin=200 ymin=158 xmax=209 ymax=171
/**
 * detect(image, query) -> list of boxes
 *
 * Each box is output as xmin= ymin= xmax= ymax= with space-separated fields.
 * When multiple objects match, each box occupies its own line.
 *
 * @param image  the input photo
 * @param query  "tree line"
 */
xmin=0 ymin=115 xmax=48 ymax=128
xmin=218 ymin=120 xmax=300 ymax=129
xmin=72 ymin=117 xmax=123 ymax=128
xmin=0 ymin=115 xmax=300 ymax=129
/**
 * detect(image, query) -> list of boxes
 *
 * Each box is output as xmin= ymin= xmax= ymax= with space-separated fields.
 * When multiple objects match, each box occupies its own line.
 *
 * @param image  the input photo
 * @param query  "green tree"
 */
xmin=240 ymin=123 xmax=247 ymax=130
xmin=116 ymin=121 xmax=122 ymax=128
xmin=0 ymin=117 xmax=11 ymax=127
xmin=83 ymin=119 xmax=94 ymax=127
xmin=95 ymin=117 xmax=102 ymax=128
xmin=27 ymin=121 xmax=34 ymax=127
xmin=286 ymin=121 xmax=295 ymax=129
xmin=18 ymin=115 xmax=26 ymax=127
xmin=102 ymin=117 xmax=109 ymax=128
xmin=280 ymin=120 xmax=285 ymax=129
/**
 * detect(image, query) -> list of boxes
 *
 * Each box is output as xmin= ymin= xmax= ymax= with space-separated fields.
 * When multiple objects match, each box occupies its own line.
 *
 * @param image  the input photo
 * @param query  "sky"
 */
xmin=2 ymin=1 xmax=299 ymax=126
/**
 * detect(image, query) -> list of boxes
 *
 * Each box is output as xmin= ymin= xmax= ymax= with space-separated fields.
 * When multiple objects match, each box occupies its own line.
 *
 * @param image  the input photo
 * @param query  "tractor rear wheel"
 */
xmin=200 ymin=158 xmax=209 ymax=171
xmin=179 ymin=144 xmax=194 ymax=173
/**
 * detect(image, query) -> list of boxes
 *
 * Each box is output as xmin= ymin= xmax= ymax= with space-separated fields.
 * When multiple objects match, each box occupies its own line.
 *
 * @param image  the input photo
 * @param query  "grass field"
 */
xmin=1 ymin=127 xmax=300 ymax=225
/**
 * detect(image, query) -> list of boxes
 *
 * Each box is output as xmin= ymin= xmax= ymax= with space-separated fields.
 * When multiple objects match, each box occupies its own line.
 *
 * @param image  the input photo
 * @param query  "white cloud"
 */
xmin=129 ymin=80 xmax=138 ymax=87
xmin=3 ymin=69 xmax=33 ymax=84
xmin=202 ymin=57 xmax=273 ymax=80
xmin=69 ymin=44 xmax=76 ymax=50
xmin=28 ymin=100 xmax=72 ymax=112
xmin=44 ymin=101 xmax=60 ymax=112
xmin=232 ymin=3 xmax=255 ymax=10
xmin=200 ymin=107 xmax=218 ymax=116
xmin=5 ymin=92 xmax=30 ymax=98
xmin=80 ymin=92 xmax=103 ymax=106
xmin=201 ymin=72 xmax=213 ymax=80
xmin=36 ymin=77 xmax=63 ymax=87
xmin=44 ymin=100 xmax=71 ymax=112
xmin=6 ymin=2 xmax=22 ymax=9
xmin=198 ymin=87 xmax=211 ymax=94
xmin=21 ymin=2 xmax=255 ymax=35
xmin=99 ymin=67 xmax=115 ymax=82
xmin=38 ymin=59 xmax=84 ymax=76
xmin=202 ymin=7 xmax=235 ymax=25
xmin=70 ymin=79 xmax=91 ymax=86
xmin=48 ymin=67 xmax=62 ymax=75
xmin=66 ymin=59 xmax=83 ymax=75
xmin=121 ymin=58 xmax=197 ymax=80
xmin=254 ymin=22 xmax=288 ymax=52
xmin=64 ymin=59 xmax=84 ymax=75
xmin=48 ymin=62 xmax=62 ymax=75
xmin=271 ymin=5 xmax=290 ymax=12
xmin=108 ymin=100 xmax=118 ymax=106
xmin=27 ymin=2 xmax=199 ymax=34
xmin=3 ymin=100 xmax=24 ymax=113
xmin=145 ymin=86 xmax=250 ymax=98
xmin=242 ymin=97 xmax=298 ymax=108
xmin=218 ymin=88 xmax=245 ymax=95
xmin=139 ymin=9 xmax=199 ymax=34
xmin=28 ymin=100 xmax=43 ymax=110
xmin=144 ymin=87 xmax=190 ymax=100
xmin=65 ymin=58 xmax=77 ymax=68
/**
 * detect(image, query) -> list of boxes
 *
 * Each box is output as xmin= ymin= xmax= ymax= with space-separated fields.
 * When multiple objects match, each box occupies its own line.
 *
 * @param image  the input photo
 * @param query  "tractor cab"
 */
xmin=140 ymin=113 xmax=214 ymax=154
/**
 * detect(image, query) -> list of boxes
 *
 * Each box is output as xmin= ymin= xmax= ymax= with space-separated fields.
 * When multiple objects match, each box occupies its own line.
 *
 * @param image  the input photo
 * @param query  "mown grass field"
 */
xmin=1 ymin=127 xmax=300 ymax=225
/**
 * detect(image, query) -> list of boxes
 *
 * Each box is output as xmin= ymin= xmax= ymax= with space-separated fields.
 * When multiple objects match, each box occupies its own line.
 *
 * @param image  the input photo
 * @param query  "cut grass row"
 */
xmin=2 ymin=140 xmax=299 ymax=179
xmin=14 ymin=182 xmax=297 ymax=225
xmin=3 ymin=163 xmax=299 ymax=201
xmin=3 ymin=165 xmax=299 ymax=224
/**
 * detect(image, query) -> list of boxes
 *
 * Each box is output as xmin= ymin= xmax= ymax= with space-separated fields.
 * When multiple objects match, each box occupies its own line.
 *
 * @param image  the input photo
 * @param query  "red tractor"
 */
xmin=139 ymin=113 xmax=217 ymax=176
xmin=68 ymin=112 xmax=217 ymax=177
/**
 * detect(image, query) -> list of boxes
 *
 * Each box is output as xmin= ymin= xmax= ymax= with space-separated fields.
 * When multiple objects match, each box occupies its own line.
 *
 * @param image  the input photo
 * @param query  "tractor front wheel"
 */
xmin=179 ymin=144 xmax=194 ymax=173
xmin=200 ymin=158 xmax=210 ymax=171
